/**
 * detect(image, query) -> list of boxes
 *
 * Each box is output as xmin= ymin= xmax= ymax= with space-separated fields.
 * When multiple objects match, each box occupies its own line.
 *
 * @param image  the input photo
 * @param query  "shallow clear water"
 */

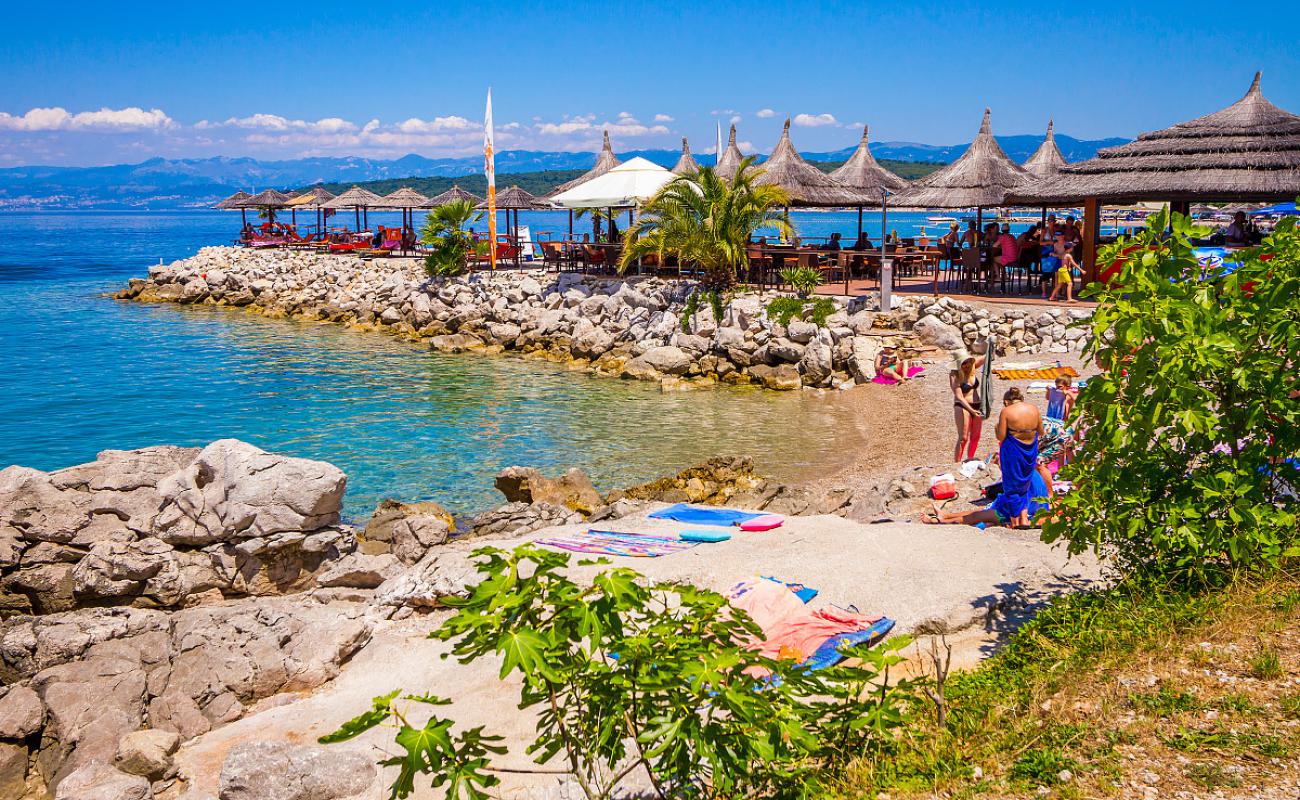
xmin=0 ymin=210 xmax=869 ymax=516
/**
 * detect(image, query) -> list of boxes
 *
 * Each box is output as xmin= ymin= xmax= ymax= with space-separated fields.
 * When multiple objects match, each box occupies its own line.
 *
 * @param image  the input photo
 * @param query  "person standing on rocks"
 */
xmin=950 ymin=347 xmax=987 ymax=463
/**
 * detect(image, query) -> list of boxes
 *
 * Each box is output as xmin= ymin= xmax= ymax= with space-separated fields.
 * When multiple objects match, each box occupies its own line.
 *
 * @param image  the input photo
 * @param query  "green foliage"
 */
xmin=1042 ymin=209 xmax=1300 ymax=582
xmin=319 ymin=691 xmax=504 ymax=799
xmin=1186 ymin=761 xmax=1244 ymax=789
xmin=331 ymin=545 xmax=920 ymax=800
xmin=1250 ymin=645 xmax=1283 ymax=679
xmin=1009 ymin=747 xmax=1076 ymax=785
xmin=620 ymin=159 xmax=792 ymax=289
xmin=766 ymin=295 xmax=837 ymax=328
xmin=1130 ymin=686 xmax=1200 ymax=715
xmin=420 ymin=200 xmax=483 ymax=278
xmin=779 ymin=266 xmax=823 ymax=299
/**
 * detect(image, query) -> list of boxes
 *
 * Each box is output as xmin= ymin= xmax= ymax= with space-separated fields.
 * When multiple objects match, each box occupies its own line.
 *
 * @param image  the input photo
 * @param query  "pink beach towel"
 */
xmin=726 ymin=578 xmax=882 ymax=663
xmin=872 ymin=365 xmax=925 ymax=385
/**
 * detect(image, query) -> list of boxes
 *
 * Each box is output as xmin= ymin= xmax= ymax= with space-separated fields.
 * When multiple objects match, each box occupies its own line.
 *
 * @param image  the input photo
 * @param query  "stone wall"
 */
xmin=119 ymin=247 xmax=1094 ymax=391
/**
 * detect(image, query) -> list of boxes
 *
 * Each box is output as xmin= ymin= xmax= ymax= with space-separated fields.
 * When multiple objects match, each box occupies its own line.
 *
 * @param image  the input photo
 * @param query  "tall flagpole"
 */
xmin=484 ymin=88 xmax=497 ymax=271
xmin=715 ymin=121 xmax=722 ymax=168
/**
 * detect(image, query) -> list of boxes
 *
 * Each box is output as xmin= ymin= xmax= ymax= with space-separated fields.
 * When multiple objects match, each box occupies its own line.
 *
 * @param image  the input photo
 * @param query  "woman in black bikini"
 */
xmin=950 ymin=347 xmax=986 ymax=462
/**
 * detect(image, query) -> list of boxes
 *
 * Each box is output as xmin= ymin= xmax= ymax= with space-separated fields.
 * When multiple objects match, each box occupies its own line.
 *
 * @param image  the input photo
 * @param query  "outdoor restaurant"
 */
xmin=214 ymin=72 xmax=1300 ymax=304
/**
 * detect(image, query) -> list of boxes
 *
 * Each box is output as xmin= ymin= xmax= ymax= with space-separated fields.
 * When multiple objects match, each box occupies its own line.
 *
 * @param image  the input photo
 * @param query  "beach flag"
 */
xmin=484 ymin=88 xmax=497 ymax=271
xmin=716 ymin=121 xmax=722 ymax=167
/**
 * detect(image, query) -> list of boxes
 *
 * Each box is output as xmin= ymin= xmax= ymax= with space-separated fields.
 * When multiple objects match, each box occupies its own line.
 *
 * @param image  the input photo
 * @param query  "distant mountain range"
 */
xmin=0 ymin=134 xmax=1128 ymax=210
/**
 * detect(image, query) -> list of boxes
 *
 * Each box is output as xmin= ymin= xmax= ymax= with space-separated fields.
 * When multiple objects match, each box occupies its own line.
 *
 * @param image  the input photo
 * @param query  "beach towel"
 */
xmin=679 ymin=529 xmax=731 ymax=543
xmin=762 ymin=577 xmax=818 ymax=603
xmin=871 ymin=365 xmax=925 ymax=385
xmin=647 ymin=503 xmax=764 ymax=527
xmin=534 ymin=529 xmax=697 ymax=557
xmin=990 ymin=434 xmax=1039 ymax=523
xmin=993 ymin=366 xmax=1080 ymax=381
xmin=726 ymin=578 xmax=884 ymax=663
xmin=800 ymin=618 xmax=897 ymax=670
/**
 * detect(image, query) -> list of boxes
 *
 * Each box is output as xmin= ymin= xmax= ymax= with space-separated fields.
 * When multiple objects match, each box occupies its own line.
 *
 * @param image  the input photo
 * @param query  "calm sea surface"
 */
xmin=0 ymin=209 xmax=944 ymax=517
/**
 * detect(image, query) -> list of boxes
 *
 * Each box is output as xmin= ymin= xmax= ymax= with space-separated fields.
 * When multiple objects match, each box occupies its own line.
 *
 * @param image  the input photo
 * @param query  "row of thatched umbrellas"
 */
xmin=217 ymin=72 xmax=1298 ymax=278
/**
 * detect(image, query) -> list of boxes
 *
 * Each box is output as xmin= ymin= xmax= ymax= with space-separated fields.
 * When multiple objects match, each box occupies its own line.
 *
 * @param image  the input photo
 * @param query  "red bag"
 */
xmin=929 ymin=473 xmax=957 ymax=500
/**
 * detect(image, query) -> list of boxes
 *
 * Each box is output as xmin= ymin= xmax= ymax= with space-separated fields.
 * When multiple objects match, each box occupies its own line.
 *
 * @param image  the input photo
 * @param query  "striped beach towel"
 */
xmin=993 ymin=365 xmax=1080 ymax=381
xmin=534 ymin=529 xmax=697 ymax=558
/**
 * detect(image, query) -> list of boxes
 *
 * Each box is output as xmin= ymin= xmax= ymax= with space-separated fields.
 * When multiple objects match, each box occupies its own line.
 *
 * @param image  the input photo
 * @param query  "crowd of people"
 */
xmin=937 ymin=214 xmax=1085 ymax=303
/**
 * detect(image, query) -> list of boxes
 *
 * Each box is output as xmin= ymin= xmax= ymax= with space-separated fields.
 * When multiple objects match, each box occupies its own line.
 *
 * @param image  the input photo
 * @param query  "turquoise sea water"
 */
xmin=0 ymin=210 xmax=893 ymax=517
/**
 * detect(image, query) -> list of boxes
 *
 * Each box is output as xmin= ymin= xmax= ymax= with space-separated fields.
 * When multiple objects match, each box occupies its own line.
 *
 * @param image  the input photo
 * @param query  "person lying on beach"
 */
xmin=925 ymin=389 xmax=1049 ymax=528
xmin=876 ymin=347 xmax=911 ymax=383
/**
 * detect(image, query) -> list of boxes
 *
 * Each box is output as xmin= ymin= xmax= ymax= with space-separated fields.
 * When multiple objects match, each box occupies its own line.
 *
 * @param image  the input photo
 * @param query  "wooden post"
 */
xmin=1083 ymin=196 xmax=1100 ymax=285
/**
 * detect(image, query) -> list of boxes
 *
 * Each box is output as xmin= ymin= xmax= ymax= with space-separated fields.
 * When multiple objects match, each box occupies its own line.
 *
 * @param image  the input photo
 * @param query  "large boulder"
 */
xmin=154 ymin=440 xmax=345 ymax=546
xmin=797 ymin=341 xmax=833 ymax=385
xmin=613 ymin=456 xmax=766 ymax=506
xmin=847 ymin=337 xmax=883 ymax=383
xmin=218 ymin=741 xmax=374 ymax=800
xmin=635 ymin=346 xmax=691 ymax=376
xmin=55 ymin=762 xmax=151 ymax=800
xmin=0 ymin=685 xmax=44 ymax=739
xmin=115 ymin=728 xmax=181 ymax=779
xmin=0 ymin=741 xmax=27 ymax=799
xmin=913 ymin=314 xmax=964 ymax=352
xmin=314 ymin=553 xmax=401 ymax=589
xmin=494 ymin=467 xmax=603 ymax=516
xmin=361 ymin=500 xmax=454 ymax=563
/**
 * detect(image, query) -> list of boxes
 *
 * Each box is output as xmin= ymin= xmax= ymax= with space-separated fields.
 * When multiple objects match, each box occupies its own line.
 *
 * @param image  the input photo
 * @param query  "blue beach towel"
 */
xmin=680 ymin=529 xmax=732 ymax=543
xmin=800 ymin=618 xmax=897 ymax=671
xmin=648 ymin=503 xmax=765 ymax=527
xmin=990 ymin=434 xmax=1039 ymax=523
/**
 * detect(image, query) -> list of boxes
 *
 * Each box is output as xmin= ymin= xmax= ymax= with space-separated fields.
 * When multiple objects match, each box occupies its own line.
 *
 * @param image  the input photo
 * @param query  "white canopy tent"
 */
xmin=549 ymin=157 xmax=676 ymax=209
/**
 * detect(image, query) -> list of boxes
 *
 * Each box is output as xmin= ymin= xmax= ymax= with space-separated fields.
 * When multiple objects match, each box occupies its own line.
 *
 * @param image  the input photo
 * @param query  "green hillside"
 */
xmin=306 ymin=160 xmax=941 ymax=199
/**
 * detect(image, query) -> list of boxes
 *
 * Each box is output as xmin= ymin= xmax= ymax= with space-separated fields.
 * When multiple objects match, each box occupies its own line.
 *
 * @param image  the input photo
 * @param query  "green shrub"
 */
xmin=323 ymin=545 xmax=920 ymax=799
xmin=420 ymin=200 xmax=483 ymax=278
xmin=766 ymin=296 xmax=837 ymax=328
xmin=1043 ymin=209 xmax=1300 ymax=582
xmin=778 ymin=266 xmax=824 ymax=299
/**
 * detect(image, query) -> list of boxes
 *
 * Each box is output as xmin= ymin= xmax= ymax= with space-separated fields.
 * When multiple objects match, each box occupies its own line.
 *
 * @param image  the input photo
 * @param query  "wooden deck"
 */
xmin=813 ymin=272 xmax=1099 ymax=310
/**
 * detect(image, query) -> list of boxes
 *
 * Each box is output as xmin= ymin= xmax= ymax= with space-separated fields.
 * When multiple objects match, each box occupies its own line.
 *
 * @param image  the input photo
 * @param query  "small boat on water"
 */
xmin=927 ymin=215 xmax=956 ymax=223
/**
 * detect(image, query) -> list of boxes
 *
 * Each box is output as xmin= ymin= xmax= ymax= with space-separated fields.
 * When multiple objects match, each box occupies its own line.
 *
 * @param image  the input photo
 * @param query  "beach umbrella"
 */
xmin=671 ymin=137 xmax=701 ymax=176
xmin=214 ymin=190 xmax=252 ymax=226
xmin=1009 ymin=72 xmax=1300 ymax=279
xmin=237 ymin=188 xmax=293 ymax=225
xmin=753 ymin=120 xmax=873 ymax=208
xmin=1021 ymin=120 xmax=1069 ymax=179
xmin=476 ymin=186 xmax=551 ymax=261
xmin=830 ymin=124 xmax=911 ymax=235
xmin=550 ymin=158 xmax=675 ymax=209
xmin=715 ymin=123 xmax=745 ymax=182
xmin=381 ymin=187 xmax=433 ymax=241
xmin=1010 ymin=73 xmax=1300 ymax=206
xmin=324 ymin=186 xmax=385 ymax=230
xmin=892 ymin=109 xmax=1031 ymax=210
xmin=548 ymin=130 xmax=621 ymax=196
xmin=426 ymin=185 xmax=484 ymax=206
xmin=1252 ymin=201 xmax=1298 ymax=215
xmin=286 ymin=187 xmax=335 ymax=235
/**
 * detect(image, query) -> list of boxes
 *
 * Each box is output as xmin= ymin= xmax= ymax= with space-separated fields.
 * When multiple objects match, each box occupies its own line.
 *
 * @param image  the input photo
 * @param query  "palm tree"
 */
xmin=420 ymin=199 xmax=483 ymax=278
xmin=619 ymin=158 xmax=791 ymax=289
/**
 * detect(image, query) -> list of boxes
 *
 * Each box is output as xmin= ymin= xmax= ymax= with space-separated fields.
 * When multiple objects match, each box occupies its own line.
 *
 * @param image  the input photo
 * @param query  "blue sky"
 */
xmin=1 ymin=0 xmax=1297 ymax=166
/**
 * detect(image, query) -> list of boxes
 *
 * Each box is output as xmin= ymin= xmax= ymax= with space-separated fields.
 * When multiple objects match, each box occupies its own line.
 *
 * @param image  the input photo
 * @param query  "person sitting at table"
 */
xmin=850 ymin=232 xmax=873 ymax=251
xmin=961 ymin=220 xmax=979 ymax=249
xmin=1224 ymin=211 xmax=1258 ymax=246
xmin=997 ymin=225 xmax=1020 ymax=282
xmin=940 ymin=222 xmax=960 ymax=251
xmin=822 ymin=232 xmax=842 ymax=251
xmin=1017 ymin=224 xmax=1041 ymax=270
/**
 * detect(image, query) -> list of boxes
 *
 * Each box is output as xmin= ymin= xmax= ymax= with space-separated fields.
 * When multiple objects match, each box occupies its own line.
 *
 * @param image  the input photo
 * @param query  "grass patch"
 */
xmin=831 ymin=576 xmax=1300 ymax=799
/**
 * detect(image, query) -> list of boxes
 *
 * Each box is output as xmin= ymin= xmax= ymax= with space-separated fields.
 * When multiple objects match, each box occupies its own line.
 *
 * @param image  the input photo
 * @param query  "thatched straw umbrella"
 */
xmin=715 ymin=124 xmax=745 ymax=182
xmin=477 ymin=186 xmax=550 ymax=262
xmin=830 ymin=124 xmax=911 ymax=235
xmin=754 ymin=120 xmax=873 ymax=206
xmin=323 ymin=186 xmax=384 ymax=231
xmin=892 ymin=109 xmax=1030 ymax=210
xmin=671 ymin=137 xmax=701 ymax=176
xmin=1009 ymin=72 xmax=1300 ymax=278
xmin=237 ymin=189 xmax=293 ymax=226
xmin=1022 ymin=120 xmax=1068 ymax=179
xmin=1010 ymin=73 xmax=1300 ymax=205
xmin=286 ymin=187 xmax=335 ymax=235
xmin=548 ymin=130 xmax=621 ymax=240
xmin=214 ymin=190 xmax=252 ymax=226
xmin=381 ymin=187 xmax=432 ymax=240
xmin=426 ymin=185 xmax=483 ymax=206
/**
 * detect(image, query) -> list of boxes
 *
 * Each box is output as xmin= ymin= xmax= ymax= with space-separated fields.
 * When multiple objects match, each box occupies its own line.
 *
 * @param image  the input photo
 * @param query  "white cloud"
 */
xmin=793 ymin=113 xmax=838 ymax=128
xmin=0 ymin=106 xmax=174 ymax=131
xmin=710 ymin=109 xmax=737 ymax=116
xmin=394 ymin=115 xmax=475 ymax=133
xmin=534 ymin=115 xmax=668 ymax=139
xmin=653 ymin=113 xmax=673 ymax=122
xmin=214 ymin=114 xmax=359 ymax=134
xmin=729 ymin=115 xmax=742 ymax=124
xmin=755 ymin=108 xmax=776 ymax=119
xmin=849 ymin=121 xmax=865 ymax=128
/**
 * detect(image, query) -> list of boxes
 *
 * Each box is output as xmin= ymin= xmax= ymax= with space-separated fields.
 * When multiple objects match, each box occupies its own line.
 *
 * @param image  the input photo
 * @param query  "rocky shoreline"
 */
xmin=0 ymin=437 xmax=1023 ymax=799
xmin=117 ymin=248 xmax=1095 ymax=391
